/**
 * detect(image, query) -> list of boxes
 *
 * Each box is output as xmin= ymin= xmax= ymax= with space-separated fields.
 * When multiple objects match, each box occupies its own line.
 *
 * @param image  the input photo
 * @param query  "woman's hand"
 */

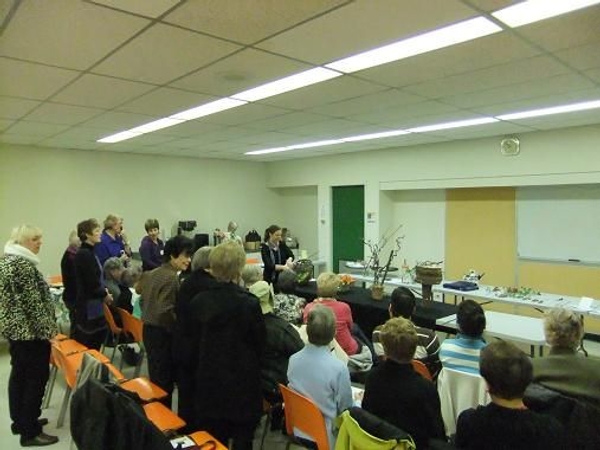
xmin=285 ymin=257 xmax=295 ymax=270
xmin=104 ymin=290 xmax=114 ymax=305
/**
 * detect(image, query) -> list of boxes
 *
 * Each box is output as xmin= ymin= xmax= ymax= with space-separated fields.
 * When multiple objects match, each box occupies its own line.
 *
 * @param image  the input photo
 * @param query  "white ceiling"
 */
xmin=1 ymin=0 xmax=600 ymax=161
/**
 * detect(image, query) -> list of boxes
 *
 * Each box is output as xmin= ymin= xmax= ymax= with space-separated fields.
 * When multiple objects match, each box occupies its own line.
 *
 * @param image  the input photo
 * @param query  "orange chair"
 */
xmin=101 ymin=303 xmax=123 ymax=362
xmin=47 ymin=274 xmax=63 ymax=287
xmin=411 ymin=359 xmax=433 ymax=381
xmin=279 ymin=384 xmax=330 ymax=450
xmin=142 ymin=401 xmax=185 ymax=433
xmin=43 ymin=338 xmax=89 ymax=409
xmin=116 ymin=307 xmax=146 ymax=377
xmin=189 ymin=431 xmax=228 ymax=449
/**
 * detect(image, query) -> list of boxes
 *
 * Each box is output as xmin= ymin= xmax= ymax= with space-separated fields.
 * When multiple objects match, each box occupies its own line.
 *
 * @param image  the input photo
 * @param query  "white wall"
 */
xmin=275 ymin=186 xmax=319 ymax=259
xmin=0 ymin=145 xmax=278 ymax=275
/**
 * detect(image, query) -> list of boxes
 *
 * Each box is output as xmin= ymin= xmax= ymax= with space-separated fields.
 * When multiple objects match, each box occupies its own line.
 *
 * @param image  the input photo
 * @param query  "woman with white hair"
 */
xmin=0 ymin=225 xmax=59 ymax=446
xmin=532 ymin=308 xmax=600 ymax=405
xmin=95 ymin=214 xmax=131 ymax=266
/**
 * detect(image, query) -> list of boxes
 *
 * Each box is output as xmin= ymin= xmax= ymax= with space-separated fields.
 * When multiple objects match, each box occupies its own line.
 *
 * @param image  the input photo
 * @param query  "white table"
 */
xmin=436 ymin=310 xmax=547 ymax=357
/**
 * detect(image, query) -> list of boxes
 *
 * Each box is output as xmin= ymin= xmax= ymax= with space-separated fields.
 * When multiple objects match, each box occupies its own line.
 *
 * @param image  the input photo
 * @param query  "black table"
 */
xmin=296 ymin=282 xmax=457 ymax=337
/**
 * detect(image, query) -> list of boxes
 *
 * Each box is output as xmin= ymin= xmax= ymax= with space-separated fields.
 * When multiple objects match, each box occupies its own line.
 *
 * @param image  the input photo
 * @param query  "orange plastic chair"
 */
xmin=47 ymin=274 xmax=63 ymax=287
xmin=279 ymin=384 xmax=330 ymax=450
xmin=411 ymin=360 xmax=433 ymax=381
xmin=116 ymin=307 xmax=146 ymax=377
xmin=189 ymin=431 xmax=228 ymax=449
xmin=101 ymin=303 xmax=123 ymax=362
xmin=142 ymin=401 xmax=186 ymax=433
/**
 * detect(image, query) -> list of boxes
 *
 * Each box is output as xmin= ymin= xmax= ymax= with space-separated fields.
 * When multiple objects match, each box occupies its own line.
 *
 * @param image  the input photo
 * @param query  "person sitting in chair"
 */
xmin=455 ymin=340 xmax=566 ymax=450
xmin=363 ymin=317 xmax=446 ymax=449
xmin=372 ymin=287 xmax=441 ymax=378
xmin=440 ymin=299 xmax=486 ymax=374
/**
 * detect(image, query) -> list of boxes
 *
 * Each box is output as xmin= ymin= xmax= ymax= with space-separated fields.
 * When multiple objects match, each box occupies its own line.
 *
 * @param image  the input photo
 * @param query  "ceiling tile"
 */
xmin=25 ymin=103 xmax=106 ymax=125
xmin=0 ymin=58 xmax=79 ymax=100
xmin=256 ymin=0 xmax=477 ymax=64
xmin=307 ymin=88 xmax=426 ymax=118
xmin=442 ymin=73 xmax=596 ymax=110
xmin=0 ymin=134 xmax=44 ymax=145
xmin=163 ymin=0 xmax=348 ymax=45
xmin=462 ymin=0 xmax=515 ymax=12
xmin=152 ymin=121 xmax=229 ymax=139
xmin=516 ymin=5 xmax=600 ymax=52
xmin=427 ymin=121 xmax=535 ymax=140
xmin=356 ymin=33 xmax=541 ymax=88
xmin=0 ymin=0 xmax=150 ymax=69
xmin=201 ymin=103 xmax=292 ymax=126
xmin=52 ymin=74 xmax=155 ymax=109
xmin=170 ymin=49 xmax=312 ymax=96
xmin=4 ymin=121 xmax=70 ymax=137
xmin=89 ymin=0 xmax=181 ymax=18
xmin=81 ymin=111 xmax=157 ymax=132
xmin=281 ymin=118 xmax=380 ymax=138
xmin=555 ymin=41 xmax=600 ymax=71
xmin=93 ymin=23 xmax=241 ymax=84
xmin=585 ymin=68 xmax=600 ymax=83
xmin=402 ymin=56 xmax=569 ymax=99
xmin=0 ymin=119 xmax=14 ymax=131
xmin=508 ymin=110 xmax=600 ymax=131
xmin=259 ymin=75 xmax=385 ymax=110
xmin=348 ymin=100 xmax=460 ymax=127
xmin=242 ymin=111 xmax=329 ymax=132
xmin=0 ymin=96 xmax=41 ymax=120
xmin=117 ymin=87 xmax=215 ymax=116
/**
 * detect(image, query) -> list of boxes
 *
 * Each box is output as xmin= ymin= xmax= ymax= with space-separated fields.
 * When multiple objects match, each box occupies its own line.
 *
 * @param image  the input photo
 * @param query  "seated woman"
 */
xmin=363 ymin=317 xmax=446 ymax=449
xmin=532 ymin=308 xmax=600 ymax=406
xmin=241 ymin=264 xmax=262 ymax=288
xmin=439 ymin=299 xmax=486 ymax=374
xmin=456 ymin=341 xmax=566 ymax=449
xmin=103 ymin=257 xmax=141 ymax=313
xmin=274 ymin=269 xmax=306 ymax=325
xmin=303 ymin=272 xmax=360 ymax=356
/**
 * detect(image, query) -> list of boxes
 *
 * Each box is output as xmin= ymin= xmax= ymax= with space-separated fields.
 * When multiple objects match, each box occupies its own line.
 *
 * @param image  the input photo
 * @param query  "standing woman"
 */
xmin=138 ymin=235 xmax=193 ymax=407
xmin=95 ymin=214 xmax=131 ymax=267
xmin=261 ymin=224 xmax=294 ymax=286
xmin=60 ymin=230 xmax=80 ymax=336
xmin=0 ymin=225 xmax=59 ymax=446
xmin=139 ymin=218 xmax=164 ymax=271
xmin=73 ymin=219 xmax=112 ymax=350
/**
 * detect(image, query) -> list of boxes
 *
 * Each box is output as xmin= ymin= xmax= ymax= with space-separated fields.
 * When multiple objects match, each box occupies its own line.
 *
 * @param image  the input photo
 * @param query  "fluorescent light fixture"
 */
xmin=407 ymin=117 xmax=498 ymax=133
xmin=286 ymin=139 xmax=343 ymax=150
xmin=170 ymin=98 xmax=247 ymax=121
xmin=341 ymin=129 xmax=410 ymax=142
xmin=97 ymin=130 xmax=142 ymax=143
xmin=492 ymin=0 xmax=600 ymax=28
xmin=326 ymin=17 xmax=502 ymax=74
xmin=497 ymin=99 xmax=600 ymax=120
xmin=129 ymin=117 xmax=185 ymax=134
xmin=232 ymin=68 xmax=342 ymax=102
xmin=246 ymin=147 xmax=293 ymax=156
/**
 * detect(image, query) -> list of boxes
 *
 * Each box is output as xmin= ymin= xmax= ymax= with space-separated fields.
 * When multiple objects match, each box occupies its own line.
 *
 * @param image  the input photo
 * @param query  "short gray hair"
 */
xmin=544 ymin=308 xmax=584 ymax=350
xmin=210 ymin=241 xmax=246 ymax=282
xmin=277 ymin=270 xmax=297 ymax=294
xmin=306 ymin=305 xmax=336 ymax=346
xmin=316 ymin=272 xmax=340 ymax=298
xmin=192 ymin=246 xmax=213 ymax=271
xmin=241 ymin=264 xmax=263 ymax=287
xmin=103 ymin=257 xmax=124 ymax=275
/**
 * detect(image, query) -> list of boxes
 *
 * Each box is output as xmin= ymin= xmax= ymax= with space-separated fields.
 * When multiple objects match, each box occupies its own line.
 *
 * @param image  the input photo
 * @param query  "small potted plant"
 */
xmin=338 ymin=274 xmax=355 ymax=293
xmin=363 ymin=228 xmax=403 ymax=300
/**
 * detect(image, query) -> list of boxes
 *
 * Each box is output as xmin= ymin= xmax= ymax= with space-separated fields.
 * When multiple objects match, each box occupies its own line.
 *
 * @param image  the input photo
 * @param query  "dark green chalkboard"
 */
xmin=332 ymin=185 xmax=364 ymax=273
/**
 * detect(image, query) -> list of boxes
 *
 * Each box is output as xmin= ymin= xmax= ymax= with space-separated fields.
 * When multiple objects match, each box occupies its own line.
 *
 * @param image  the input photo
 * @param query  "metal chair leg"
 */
xmin=57 ymin=387 xmax=72 ymax=428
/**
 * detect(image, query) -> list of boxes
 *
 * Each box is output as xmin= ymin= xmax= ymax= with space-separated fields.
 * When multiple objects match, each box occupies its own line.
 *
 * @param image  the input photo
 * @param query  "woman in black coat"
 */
xmin=260 ymin=224 xmax=294 ymax=286
xmin=187 ymin=241 xmax=266 ymax=450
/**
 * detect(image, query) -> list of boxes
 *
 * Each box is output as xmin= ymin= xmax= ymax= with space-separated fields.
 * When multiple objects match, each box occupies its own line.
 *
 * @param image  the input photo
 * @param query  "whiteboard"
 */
xmin=517 ymin=185 xmax=600 ymax=264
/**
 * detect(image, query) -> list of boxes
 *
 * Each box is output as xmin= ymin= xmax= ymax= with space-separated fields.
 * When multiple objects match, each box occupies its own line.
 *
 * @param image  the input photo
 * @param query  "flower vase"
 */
xmin=371 ymin=284 xmax=384 ymax=300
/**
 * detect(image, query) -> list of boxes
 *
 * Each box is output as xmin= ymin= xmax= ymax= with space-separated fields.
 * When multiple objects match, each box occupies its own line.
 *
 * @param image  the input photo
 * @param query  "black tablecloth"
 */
xmin=295 ymin=282 xmax=457 ymax=337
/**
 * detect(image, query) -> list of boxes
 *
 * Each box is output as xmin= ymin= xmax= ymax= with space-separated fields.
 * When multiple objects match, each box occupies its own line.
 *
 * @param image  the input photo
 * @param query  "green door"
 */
xmin=332 ymin=185 xmax=364 ymax=273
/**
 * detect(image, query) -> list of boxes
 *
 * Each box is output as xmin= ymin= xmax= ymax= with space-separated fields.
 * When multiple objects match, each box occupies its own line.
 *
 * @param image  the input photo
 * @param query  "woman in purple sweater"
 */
xmin=139 ymin=219 xmax=164 ymax=271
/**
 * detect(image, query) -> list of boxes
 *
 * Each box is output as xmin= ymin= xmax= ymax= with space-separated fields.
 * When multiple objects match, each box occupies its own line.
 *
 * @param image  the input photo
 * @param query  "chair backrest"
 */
xmin=411 ymin=360 xmax=433 ymax=381
xmin=437 ymin=367 xmax=490 ymax=436
xmin=103 ymin=303 xmax=122 ymax=335
xmin=117 ymin=307 xmax=143 ymax=342
xmin=51 ymin=343 xmax=83 ymax=389
xmin=47 ymin=274 xmax=63 ymax=286
xmin=279 ymin=384 xmax=330 ymax=450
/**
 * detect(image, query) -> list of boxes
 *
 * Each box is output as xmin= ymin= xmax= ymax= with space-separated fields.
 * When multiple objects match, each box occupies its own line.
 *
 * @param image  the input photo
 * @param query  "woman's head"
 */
xmin=379 ymin=317 xmax=417 ymax=363
xmin=103 ymin=257 xmax=125 ymax=280
xmin=210 ymin=241 xmax=246 ymax=283
xmin=316 ymin=272 xmax=340 ymax=298
xmin=544 ymin=308 xmax=584 ymax=351
xmin=103 ymin=214 xmax=123 ymax=233
xmin=144 ymin=219 xmax=160 ymax=239
xmin=9 ymin=225 xmax=43 ymax=254
xmin=457 ymin=299 xmax=486 ymax=338
xmin=68 ymin=230 xmax=80 ymax=248
xmin=306 ymin=305 xmax=336 ymax=346
xmin=277 ymin=269 xmax=298 ymax=294
xmin=163 ymin=235 xmax=193 ymax=271
xmin=77 ymin=219 xmax=101 ymax=244
xmin=191 ymin=246 xmax=213 ymax=272
xmin=241 ymin=264 xmax=262 ymax=287
xmin=264 ymin=225 xmax=282 ymax=244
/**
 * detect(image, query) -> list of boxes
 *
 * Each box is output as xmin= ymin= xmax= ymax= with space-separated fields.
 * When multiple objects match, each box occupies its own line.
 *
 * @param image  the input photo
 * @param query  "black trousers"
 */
xmin=8 ymin=339 xmax=50 ymax=439
xmin=195 ymin=418 xmax=259 ymax=450
xmin=143 ymin=324 xmax=174 ymax=407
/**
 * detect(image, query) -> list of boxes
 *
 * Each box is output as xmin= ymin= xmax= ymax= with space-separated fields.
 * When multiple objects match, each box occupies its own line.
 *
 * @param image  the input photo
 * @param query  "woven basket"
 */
xmin=415 ymin=266 xmax=442 ymax=285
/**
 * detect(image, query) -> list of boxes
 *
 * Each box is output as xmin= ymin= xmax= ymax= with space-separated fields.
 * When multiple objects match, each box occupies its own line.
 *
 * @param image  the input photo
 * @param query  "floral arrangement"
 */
xmin=339 ymin=274 xmax=355 ymax=287
xmin=363 ymin=225 xmax=404 ymax=286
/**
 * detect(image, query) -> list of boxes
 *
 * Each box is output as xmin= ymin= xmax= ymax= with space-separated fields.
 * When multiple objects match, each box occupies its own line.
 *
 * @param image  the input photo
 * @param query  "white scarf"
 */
xmin=3 ymin=242 xmax=41 ymax=266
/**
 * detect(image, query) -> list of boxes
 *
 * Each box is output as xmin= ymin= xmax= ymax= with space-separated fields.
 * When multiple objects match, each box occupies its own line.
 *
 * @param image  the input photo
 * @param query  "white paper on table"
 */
xmin=577 ymin=296 xmax=594 ymax=312
xmin=170 ymin=436 xmax=196 ymax=449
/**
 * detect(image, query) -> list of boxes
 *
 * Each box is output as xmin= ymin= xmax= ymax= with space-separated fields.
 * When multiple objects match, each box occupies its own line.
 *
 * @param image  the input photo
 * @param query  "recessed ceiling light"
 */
xmin=170 ymin=98 xmax=247 ymax=121
xmin=341 ymin=129 xmax=410 ymax=142
xmin=326 ymin=17 xmax=502 ymax=74
xmin=97 ymin=130 xmax=142 ymax=143
xmin=492 ymin=0 xmax=600 ymax=28
xmin=231 ymin=68 xmax=342 ymax=102
xmin=129 ymin=118 xmax=185 ymax=134
xmin=497 ymin=99 xmax=600 ymax=120
xmin=407 ymin=117 xmax=498 ymax=133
